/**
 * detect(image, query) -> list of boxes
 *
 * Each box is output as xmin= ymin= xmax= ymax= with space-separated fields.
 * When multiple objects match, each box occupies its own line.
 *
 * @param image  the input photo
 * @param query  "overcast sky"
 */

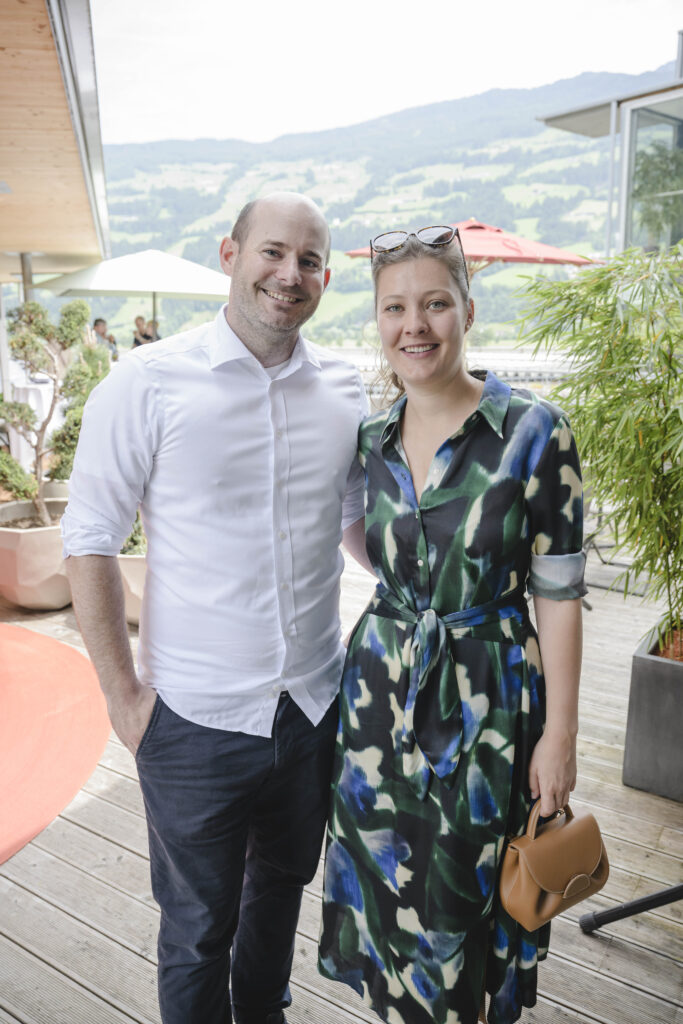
xmin=91 ymin=0 xmax=682 ymax=145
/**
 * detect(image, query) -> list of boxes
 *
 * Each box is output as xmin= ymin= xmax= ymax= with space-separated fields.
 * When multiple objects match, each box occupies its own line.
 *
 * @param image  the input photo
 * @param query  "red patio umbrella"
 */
xmin=345 ymin=219 xmax=594 ymax=276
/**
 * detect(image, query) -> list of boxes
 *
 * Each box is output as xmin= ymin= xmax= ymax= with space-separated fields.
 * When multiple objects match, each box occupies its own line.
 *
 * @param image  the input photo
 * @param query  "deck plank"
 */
xmin=30 ymin=816 xmax=153 ymax=902
xmin=562 ymin=895 xmax=683 ymax=960
xmin=0 ymin=1009 xmax=24 ymax=1023
xmin=0 ymin=933 xmax=140 ymax=1024
xmin=0 ymin=877 xmax=159 ymax=1022
xmin=60 ymin=790 xmax=150 ymax=857
xmin=99 ymin=739 xmax=139 ymax=780
xmin=1 ymin=845 xmax=158 ymax=960
xmin=82 ymin=763 xmax=146 ymax=816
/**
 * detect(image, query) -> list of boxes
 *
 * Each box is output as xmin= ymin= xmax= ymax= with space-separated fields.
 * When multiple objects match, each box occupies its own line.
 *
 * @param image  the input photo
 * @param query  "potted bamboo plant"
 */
xmin=0 ymin=300 xmax=108 ymax=609
xmin=519 ymin=242 xmax=683 ymax=802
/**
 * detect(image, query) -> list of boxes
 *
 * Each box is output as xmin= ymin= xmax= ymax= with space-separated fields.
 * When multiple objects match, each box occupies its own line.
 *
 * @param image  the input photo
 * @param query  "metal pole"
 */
xmin=0 ymin=285 xmax=23 ymax=464
xmin=20 ymin=253 xmax=34 ymax=303
xmin=152 ymin=292 xmax=157 ymax=331
xmin=0 ymin=286 xmax=10 ymax=398
xmin=677 ymin=30 xmax=683 ymax=79
xmin=579 ymin=884 xmax=683 ymax=934
xmin=605 ymin=100 xmax=618 ymax=258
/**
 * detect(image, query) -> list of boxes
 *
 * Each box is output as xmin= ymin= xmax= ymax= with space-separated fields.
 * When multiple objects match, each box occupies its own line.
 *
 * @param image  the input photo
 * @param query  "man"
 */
xmin=62 ymin=193 xmax=371 ymax=1024
xmin=92 ymin=317 xmax=117 ymax=356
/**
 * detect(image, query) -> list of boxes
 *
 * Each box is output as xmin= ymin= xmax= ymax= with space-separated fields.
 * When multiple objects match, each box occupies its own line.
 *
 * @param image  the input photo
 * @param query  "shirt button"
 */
xmin=276 ymin=429 xmax=283 ymax=439
xmin=271 ymin=685 xmax=280 ymax=696
xmin=417 ymin=559 xmax=424 ymax=567
xmin=280 ymin=581 xmax=289 ymax=591
xmin=279 ymin=530 xmax=287 ymax=540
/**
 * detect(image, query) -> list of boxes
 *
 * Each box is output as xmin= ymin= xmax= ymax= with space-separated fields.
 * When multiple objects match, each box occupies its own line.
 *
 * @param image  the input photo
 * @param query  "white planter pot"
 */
xmin=0 ymin=499 xmax=70 ymax=609
xmin=117 ymin=553 xmax=146 ymax=626
xmin=42 ymin=479 xmax=70 ymax=499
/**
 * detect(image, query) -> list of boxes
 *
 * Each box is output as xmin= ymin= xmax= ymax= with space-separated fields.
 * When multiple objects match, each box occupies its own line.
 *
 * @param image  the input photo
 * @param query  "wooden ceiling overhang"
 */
xmin=0 ymin=0 xmax=109 ymax=285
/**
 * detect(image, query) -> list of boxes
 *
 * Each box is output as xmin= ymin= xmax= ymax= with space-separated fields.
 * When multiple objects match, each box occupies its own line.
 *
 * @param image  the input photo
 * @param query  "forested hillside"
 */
xmin=98 ymin=62 xmax=673 ymax=345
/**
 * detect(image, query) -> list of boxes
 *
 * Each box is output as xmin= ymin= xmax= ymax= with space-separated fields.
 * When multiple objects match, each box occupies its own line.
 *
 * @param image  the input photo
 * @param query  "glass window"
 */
xmin=626 ymin=94 xmax=683 ymax=250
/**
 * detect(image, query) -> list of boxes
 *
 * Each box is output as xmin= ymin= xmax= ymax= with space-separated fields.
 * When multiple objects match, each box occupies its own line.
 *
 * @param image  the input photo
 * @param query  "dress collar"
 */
xmin=379 ymin=370 xmax=510 ymax=447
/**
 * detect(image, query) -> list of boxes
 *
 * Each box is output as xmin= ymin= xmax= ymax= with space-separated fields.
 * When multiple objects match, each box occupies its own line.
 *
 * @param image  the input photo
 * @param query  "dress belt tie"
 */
xmin=368 ymin=584 xmax=529 ymax=800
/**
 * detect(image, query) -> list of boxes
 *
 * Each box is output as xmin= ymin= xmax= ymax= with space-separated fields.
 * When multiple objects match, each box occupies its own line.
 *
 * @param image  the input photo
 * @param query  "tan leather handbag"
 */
xmin=499 ymin=802 xmax=609 ymax=931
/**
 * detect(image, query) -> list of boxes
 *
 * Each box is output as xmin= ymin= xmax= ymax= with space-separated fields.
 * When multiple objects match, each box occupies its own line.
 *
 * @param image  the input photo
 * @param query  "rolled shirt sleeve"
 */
xmin=341 ymin=455 xmax=365 ymax=530
xmin=524 ymin=413 xmax=587 ymax=601
xmin=340 ymin=377 xmax=369 ymax=531
xmin=61 ymin=355 xmax=160 ymax=557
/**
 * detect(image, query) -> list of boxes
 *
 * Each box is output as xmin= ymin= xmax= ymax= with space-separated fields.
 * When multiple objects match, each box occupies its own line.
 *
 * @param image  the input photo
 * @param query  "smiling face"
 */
xmin=219 ymin=194 xmax=331 ymax=364
xmin=376 ymin=256 xmax=474 ymax=394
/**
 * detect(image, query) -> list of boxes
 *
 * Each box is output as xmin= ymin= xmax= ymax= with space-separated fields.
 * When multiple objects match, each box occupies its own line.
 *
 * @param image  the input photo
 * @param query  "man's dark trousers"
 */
xmin=136 ymin=691 xmax=338 ymax=1024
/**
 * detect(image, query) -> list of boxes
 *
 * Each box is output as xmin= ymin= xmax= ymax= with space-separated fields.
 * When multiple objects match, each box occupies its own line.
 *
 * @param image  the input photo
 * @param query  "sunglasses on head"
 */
xmin=369 ymin=225 xmax=469 ymax=289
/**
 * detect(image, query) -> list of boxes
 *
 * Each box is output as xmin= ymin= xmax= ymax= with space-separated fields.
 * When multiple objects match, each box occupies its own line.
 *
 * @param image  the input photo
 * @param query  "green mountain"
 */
xmin=99 ymin=62 xmax=674 ymax=345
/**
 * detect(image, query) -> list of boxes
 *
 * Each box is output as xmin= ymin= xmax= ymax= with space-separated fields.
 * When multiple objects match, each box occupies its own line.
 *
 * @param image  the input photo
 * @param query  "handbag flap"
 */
xmin=508 ymin=808 xmax=604 ymax=894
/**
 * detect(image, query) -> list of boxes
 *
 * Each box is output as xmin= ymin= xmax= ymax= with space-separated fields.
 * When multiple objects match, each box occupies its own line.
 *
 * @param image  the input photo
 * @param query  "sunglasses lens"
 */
xmin=416 ymin=226 xmax=455 ymax=245
xmin=372 ymin=231 xmax=408 ymax=252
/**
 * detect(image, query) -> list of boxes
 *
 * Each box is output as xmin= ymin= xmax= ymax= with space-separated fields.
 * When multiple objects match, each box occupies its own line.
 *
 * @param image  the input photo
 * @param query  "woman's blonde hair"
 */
xmin=371 ymin=235 xmax=470 ymax=405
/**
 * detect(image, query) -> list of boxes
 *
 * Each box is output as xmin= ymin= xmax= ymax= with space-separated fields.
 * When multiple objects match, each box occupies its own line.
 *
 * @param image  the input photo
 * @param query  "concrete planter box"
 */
xmin=622 ymin=625 xmax=683 ymax=803
xmin=117 ymin=553 xmax=146 ymax=626
xmin=0 ymin=499 xmax=70 ymax=609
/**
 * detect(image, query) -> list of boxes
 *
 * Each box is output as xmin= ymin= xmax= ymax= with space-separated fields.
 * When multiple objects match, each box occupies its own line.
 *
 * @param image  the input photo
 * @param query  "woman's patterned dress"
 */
xmin=318 ymin=372 xmax=586 ymax=1024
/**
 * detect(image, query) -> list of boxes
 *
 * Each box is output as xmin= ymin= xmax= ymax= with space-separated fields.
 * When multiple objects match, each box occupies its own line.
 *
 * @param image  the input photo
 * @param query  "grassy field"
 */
xmin=502 ymin=182 xmax=589 ymax=206
xmin=101 ymin=119 xmax=608 ymax=342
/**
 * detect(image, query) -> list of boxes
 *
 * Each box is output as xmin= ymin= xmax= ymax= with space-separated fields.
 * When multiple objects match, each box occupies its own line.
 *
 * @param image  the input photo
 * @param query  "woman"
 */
xmin=318 ymin=227 xmax=585 ymax=1024
xmin=132 ymin=315 xmax=153 ymax=347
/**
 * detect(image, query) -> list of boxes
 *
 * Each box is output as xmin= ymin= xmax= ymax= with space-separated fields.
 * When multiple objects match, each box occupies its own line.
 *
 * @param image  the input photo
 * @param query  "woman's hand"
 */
xmin=528 ymin=726 xmax=577 ymax=817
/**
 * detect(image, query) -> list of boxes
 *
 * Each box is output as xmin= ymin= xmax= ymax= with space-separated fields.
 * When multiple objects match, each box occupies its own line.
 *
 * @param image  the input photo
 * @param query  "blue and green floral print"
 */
xmin=319 ymin=372 xmax=586 ymax=1024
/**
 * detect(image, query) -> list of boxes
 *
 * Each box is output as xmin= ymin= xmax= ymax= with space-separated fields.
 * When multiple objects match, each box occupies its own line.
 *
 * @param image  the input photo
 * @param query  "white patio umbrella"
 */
xmin=40 ymin=249 xmax=231 ymax=324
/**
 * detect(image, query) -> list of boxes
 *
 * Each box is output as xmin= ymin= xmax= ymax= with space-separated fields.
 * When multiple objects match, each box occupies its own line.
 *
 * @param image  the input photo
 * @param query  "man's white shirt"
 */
xmin=62 ymin=307 xmax=368 ymax=735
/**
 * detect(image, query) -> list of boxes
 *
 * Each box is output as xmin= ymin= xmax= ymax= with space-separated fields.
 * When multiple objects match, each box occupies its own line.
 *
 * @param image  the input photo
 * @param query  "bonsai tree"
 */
xmin=49 ymin=342 xmax=141 ymax=555
xmin=120 ymin=509 xmax=147 ymax=555
xmin=0 ymin=299 xmax=102 ymax=526
xmin=519 ymin=243 xmax=683 ymax=659
xmin=48 ymin=342 xmax=110 ymax=481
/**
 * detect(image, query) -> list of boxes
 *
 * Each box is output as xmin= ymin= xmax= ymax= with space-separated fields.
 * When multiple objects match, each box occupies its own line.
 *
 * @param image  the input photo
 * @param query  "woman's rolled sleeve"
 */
xmin=525 ymin=412 xmax=587 ymax=601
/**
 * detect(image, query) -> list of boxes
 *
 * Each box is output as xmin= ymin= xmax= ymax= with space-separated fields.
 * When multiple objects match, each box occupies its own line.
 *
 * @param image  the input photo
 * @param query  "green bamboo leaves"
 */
xmin=520 ymin=244 xmax=683 ymax=652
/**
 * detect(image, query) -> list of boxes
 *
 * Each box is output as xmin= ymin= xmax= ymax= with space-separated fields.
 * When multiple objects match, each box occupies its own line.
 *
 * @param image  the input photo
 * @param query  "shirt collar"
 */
xmin=477 ymin=371 xmax=510 ymax=439
xmin=209 ymin=304 xmax=321 ymax=374
xmin=380 ymin=370 xmax=510 ymax=447
xmin=379 ymin=393 xmax=408 ymax=447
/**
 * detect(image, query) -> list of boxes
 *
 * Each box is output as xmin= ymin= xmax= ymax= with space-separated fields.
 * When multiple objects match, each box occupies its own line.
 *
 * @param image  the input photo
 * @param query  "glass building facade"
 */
xmin=623 ymin=87 xmax=683 ymax=250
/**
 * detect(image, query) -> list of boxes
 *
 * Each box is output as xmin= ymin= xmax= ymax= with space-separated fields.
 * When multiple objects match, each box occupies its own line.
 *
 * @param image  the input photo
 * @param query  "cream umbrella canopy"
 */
xmin=40 ymin=249 xmax=231 ymax=324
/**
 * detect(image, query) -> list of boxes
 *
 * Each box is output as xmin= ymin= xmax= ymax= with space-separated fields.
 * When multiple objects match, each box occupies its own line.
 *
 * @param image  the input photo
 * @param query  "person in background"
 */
xmin=147 ymin=319 xmax=162 ymax=341
xmin=93 ymin=318 xmax=117 ymax=358
xmin=319 ymin=225 xmax=585 ymax=1024
xmin=62 ymin=192 xmax=372 ymax=1024
xmin=132 ymin=315 xmax=153 ymax=347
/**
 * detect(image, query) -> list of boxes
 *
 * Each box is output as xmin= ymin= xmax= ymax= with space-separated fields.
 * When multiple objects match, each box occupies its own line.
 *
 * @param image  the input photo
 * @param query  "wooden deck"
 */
xmin=1 ymin=556 xmax=681 ymax=1024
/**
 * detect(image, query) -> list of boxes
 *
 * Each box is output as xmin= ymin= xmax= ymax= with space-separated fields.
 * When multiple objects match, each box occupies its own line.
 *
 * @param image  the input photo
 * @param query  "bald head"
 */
xmin=231 ymin=192 xmax=331 ymax=264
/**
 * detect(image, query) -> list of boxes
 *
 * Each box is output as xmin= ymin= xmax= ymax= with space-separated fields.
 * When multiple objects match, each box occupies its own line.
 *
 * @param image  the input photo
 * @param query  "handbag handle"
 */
xmin=526 ymin=801 xmax=574 ymax=839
